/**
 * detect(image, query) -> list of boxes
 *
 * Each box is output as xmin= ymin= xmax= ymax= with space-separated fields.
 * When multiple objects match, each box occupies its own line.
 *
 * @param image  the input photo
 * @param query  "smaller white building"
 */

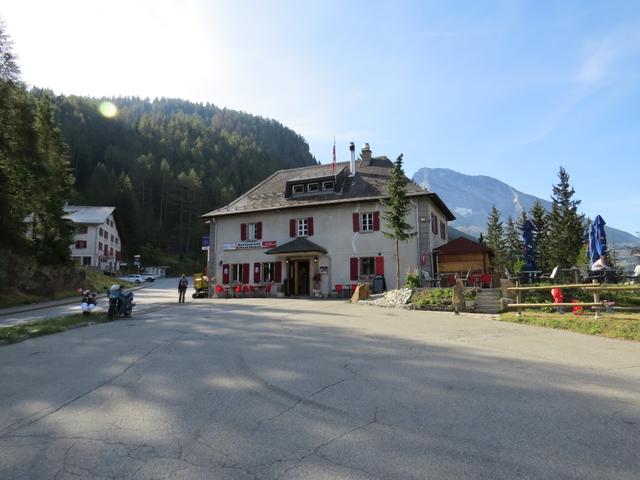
xmin=63 ymin=206 xmax=123 ymax=272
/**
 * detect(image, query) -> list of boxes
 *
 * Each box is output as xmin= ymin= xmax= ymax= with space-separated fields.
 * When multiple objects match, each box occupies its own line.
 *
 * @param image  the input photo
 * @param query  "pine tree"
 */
xmin=31 ymin=94 xmax=75 ymax=264
xmin=546 ymin=167 xmax=585 ymax=269
xmin=485 ymin=205 xmax=506 ymax=275
xmin=529 ymin=200 xmax=549 ymax=272
xmin=478 ymin=232 xmax=485 ymax=245
xmin=382 ymin=154 xmax=415 ymax=289
xmin=504 ymin=216 xmax=523 ymax=272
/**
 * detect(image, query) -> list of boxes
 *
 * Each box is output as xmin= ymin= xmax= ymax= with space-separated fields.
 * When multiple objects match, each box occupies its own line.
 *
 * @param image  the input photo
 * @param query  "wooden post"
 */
xmin=516 ymin=280 xmax=522 ymax=317
xmin=592 ymin=279 xmax=600 ymax=319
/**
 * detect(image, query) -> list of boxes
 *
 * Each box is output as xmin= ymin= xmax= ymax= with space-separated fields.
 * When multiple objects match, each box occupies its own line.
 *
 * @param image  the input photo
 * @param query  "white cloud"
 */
xmin=454 ymin=207 xmax=473 ymax=217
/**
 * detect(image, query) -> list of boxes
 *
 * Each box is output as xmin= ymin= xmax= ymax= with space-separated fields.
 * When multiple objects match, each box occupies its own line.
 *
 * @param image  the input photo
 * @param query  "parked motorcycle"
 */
xmin=106 ymin=284 xmax=135 ymax=320
xmin=80 ymin=290 xmax=97 ymax=315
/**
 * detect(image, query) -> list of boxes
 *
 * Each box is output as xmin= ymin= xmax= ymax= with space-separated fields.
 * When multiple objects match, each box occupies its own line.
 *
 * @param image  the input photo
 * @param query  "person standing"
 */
xmin=178 ymin=274 xmax=188 ymax=303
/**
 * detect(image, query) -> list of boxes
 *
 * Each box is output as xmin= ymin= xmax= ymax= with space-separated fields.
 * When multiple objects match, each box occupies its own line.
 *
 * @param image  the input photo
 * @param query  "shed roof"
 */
xmin=433 ymin=237 xmax=493 ymax=255
xmin=202 ymin=157 xmax=455 ymax=221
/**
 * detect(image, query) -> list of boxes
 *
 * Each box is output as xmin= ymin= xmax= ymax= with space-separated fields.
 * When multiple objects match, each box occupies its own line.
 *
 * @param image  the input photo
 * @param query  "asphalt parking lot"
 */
xmin=1 ymin=292 xmax=639 ymax=479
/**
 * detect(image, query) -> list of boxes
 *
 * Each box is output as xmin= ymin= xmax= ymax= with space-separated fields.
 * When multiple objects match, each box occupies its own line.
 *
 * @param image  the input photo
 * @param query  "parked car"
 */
xmin=141 ymin=273 xmax=157 ymax=282
xmin=118 ymin=274 xmax=145 ymax=284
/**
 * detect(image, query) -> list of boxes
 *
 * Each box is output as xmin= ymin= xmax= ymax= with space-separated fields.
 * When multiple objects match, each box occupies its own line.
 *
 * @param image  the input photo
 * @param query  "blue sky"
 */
xmin=3 ymin=0 xmax=639 ymax=234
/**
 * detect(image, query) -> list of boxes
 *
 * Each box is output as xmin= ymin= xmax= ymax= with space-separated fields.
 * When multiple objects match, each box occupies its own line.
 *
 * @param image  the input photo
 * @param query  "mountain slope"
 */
xmin=415 ymin=167 xmax=640 ymax=247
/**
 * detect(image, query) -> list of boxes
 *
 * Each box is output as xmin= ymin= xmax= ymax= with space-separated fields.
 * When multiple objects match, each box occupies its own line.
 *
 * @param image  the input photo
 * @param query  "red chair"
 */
xmin=264 ymin=284 xmax=272 ymax=296
xmin=335 ymin=284 xmax=343 ymax=297
xmin=242 ymin=284 xmax=250 ymax=297
xmin=235 ymin=284 xmax=243 ymax=296
xmin=215 ymin=284 xmax=226 ymax=298
xmin=480 ymin=274 xmax=492 ymax=288
xmin=446 ymin=275 xmax=457 ymax=287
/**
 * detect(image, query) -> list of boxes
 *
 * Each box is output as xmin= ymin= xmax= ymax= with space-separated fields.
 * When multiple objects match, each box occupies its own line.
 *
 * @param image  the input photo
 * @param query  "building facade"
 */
xmin=63 ymin=206 xmax=122 ymax=272
xmin=203 ymin=144 xmax=455 ymax=295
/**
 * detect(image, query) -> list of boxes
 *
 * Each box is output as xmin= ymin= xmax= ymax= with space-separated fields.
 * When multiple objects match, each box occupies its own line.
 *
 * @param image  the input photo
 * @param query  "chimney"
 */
xmin=361 ymin=143 xmax=372 ymax=165
xmin=349 ymin=142 xmax=356 ymax=177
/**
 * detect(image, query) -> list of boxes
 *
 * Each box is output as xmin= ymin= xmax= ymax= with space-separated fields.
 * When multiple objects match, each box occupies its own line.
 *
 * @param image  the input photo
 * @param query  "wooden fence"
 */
xmin=505 ymin=281 xmax=640 ymax=318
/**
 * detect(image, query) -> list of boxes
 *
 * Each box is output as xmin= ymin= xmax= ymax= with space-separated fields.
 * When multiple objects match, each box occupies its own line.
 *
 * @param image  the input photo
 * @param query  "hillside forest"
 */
xmin=0 ymin=22 xmax=316 ymax=273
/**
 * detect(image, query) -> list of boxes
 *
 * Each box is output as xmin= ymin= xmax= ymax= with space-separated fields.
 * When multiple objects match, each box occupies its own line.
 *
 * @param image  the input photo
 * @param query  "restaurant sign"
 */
xmin=223 ymin=240 xmax=277 ymax=251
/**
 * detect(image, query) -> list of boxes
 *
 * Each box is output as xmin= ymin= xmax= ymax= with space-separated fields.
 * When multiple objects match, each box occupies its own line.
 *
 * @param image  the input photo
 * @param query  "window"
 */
xmin=292 ymin=184 xmax=304 ymax=194
xmin=77 ymin=226 xmax=88 ymax=234
xmin=322 ymin=180 xmax=334 ymax=190
xmin=98 ymin=242 xmax=103 ymax=250
xmin=109 ymin=247 xmax=114 ymax=256
xmin=111 ymin=234 xmax=114 ymax=242
xmin=231 ymin=264 xmax=247 ymax=283
xmin=82 ymin=257 xmax=92 ymax=266
xmin=297 ymin=218 xmax=308 ymax=237
xmin=262 ymin=262 xmax=275 ymax=282
xmin=307 ymin=183 xmax=319 ymax=192
xmin=248 ymin=223 xmax=256 ymax=240
xmin=440 ymin=221 xmax=446 ymax=240
xmin=116 ymin=237 xmax=119 ymax=244
xmin=99 ymin=228 xmax=103 ymax=236
xmin=360 ymin=257 xmax=375 ymax=276
xmin=104 ymin=230 xmax=109 ymax=238
xmin=361 ymin=213 xmax=374 ymax=232
xmin=431 ymin=214 xmax=439 ymax=235
xmin=75 ymin=240 xmax=87 ymax=249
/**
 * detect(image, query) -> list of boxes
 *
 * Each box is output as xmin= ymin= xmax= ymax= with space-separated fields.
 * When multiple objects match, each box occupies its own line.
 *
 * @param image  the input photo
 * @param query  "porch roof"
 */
xmin=265 ymin=237 xmax=328 ymax=255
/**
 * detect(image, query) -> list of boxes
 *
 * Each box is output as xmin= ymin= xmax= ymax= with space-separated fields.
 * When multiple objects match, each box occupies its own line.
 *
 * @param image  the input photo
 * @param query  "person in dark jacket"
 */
xmin=178 ymin=274 xmax=188 ymax=303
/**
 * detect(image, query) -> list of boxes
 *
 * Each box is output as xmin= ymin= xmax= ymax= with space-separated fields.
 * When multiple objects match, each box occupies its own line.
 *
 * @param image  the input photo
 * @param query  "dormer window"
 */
xmin=292 ymin=184 xmax=304 ymax=194
xmin=322 ymin=180 xmax=334 ymax=190
xmin=307 ymin=183 xmax=319 ymax=193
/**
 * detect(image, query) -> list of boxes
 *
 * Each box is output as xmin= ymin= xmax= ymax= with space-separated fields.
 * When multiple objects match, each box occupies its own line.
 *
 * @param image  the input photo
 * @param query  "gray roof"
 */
xmin=203 ymin=157 xmax=455 ymax=220
xmin=265 ymin=237 xmax=328 ymax=255
xmin=63 ymin=206 xmax=115 ymax=225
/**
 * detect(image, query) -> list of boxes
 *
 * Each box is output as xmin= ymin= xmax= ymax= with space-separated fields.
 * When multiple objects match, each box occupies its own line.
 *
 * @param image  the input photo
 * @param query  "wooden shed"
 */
xmin=433 ymin=237 xmax=492 ymax=274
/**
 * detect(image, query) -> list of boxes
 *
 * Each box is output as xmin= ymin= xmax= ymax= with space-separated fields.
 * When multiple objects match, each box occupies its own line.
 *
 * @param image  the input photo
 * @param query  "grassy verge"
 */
xmin=500 ymin=311 xmax=640 ymax=341
xmin=0 ymin=313 xmax=110 ymax=345
xmin=0 ymin=270 xmax=134 ymax=309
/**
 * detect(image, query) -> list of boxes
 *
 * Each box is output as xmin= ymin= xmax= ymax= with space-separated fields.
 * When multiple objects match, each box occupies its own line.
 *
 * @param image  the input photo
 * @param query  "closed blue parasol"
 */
xmin=588 ymin=215 xmax=607 ymax=265
xmin=522 ymin=219 xmax=536 ymax=271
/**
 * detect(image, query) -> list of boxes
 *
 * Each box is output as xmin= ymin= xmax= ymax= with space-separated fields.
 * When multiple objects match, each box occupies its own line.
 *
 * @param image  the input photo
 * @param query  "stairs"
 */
xmin=474 ymin=288 xmax=502 ymax=314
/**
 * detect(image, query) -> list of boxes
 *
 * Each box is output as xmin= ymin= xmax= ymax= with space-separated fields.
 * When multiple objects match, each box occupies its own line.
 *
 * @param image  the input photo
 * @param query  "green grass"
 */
xmin=84 ymin=269 xmax=134 ymax=291
xmin=0 ymin=313 xmax=110 ymax=345
xmin=500 ymin=311 xmax=640 ymax=341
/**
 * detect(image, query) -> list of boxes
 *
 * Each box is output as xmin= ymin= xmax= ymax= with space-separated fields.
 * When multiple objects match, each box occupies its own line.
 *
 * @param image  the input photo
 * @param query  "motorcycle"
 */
xmin=80 ymin=290 xmax=97 ymax=315
xmin=106 ymin=284 xmax=135 ymax=320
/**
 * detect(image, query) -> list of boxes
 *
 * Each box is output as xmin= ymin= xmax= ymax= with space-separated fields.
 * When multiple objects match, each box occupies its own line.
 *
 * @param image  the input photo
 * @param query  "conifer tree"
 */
xmin=478 ymin=232 xmax=485 ymax=245
xmin=546 ymin=167 xmax=585 ymax=268
xmin=504 ymin=216 xmax=523 ymax=272
xmin=485 ymin=205 xmax=506 ymax=275
xmin=382 ymin=154 xmax=415 ymax=289
xmin=529 ymin=200 xmax=549 ymax=272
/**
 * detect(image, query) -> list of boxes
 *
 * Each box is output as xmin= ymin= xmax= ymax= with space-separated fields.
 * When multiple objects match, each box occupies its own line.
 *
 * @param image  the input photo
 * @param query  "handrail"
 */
xmin=507 ymin=283 xmax=600 ymax=291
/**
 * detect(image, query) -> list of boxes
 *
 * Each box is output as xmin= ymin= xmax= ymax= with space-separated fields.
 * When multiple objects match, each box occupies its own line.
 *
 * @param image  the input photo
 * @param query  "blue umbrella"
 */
xmin=588 ymin=215 xmax=607 ymax=265
xmin=522 ymin=219 xmax=536 ymax=271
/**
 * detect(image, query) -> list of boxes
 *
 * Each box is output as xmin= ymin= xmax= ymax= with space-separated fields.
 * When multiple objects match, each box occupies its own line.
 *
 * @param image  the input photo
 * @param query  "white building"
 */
xmin=63 ymin=206 xmax=122 ymax=272
xmin=203 ymin=143 xmax=455 ymax=296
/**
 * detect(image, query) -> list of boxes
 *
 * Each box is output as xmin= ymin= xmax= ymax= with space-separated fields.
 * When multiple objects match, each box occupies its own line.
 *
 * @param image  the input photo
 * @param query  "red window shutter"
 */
xmin=373 ymin=211 xmax=380 ymax=231
xmin=307 ymin=217 xmax=314 ymax=236
xmin=274 ymin=261 xmax=282 ymax=282
xmin=433 ymin=215 xmax=438 ymax=234
xmin=289 ymin=219 xmax=296 ymax=237
xmin=350 ymin=258 xmax=359 ymax=281
xmin=440 ymin=221 xmax=446 ymax=239
xmin=375 ymin=256 xmax=384 ymax=276
xmin=242 ymin=263 xmax=250 ymax=283
xmin=240 ymin=223 xmax=247 ymax=241
xmin=352 ymin=213 xmax=360 ymax=232
xmin=222 ymin=264 xmax=230 ymax=284
xmin=254 ymin=262 xmax=261 ymax=283
xmin=256 ymin=221 xmax=262 ymax=240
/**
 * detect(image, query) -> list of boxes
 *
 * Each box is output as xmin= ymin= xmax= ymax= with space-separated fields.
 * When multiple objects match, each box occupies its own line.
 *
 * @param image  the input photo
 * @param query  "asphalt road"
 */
xmin=1 ymin=287 xmax=639 ymax=479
